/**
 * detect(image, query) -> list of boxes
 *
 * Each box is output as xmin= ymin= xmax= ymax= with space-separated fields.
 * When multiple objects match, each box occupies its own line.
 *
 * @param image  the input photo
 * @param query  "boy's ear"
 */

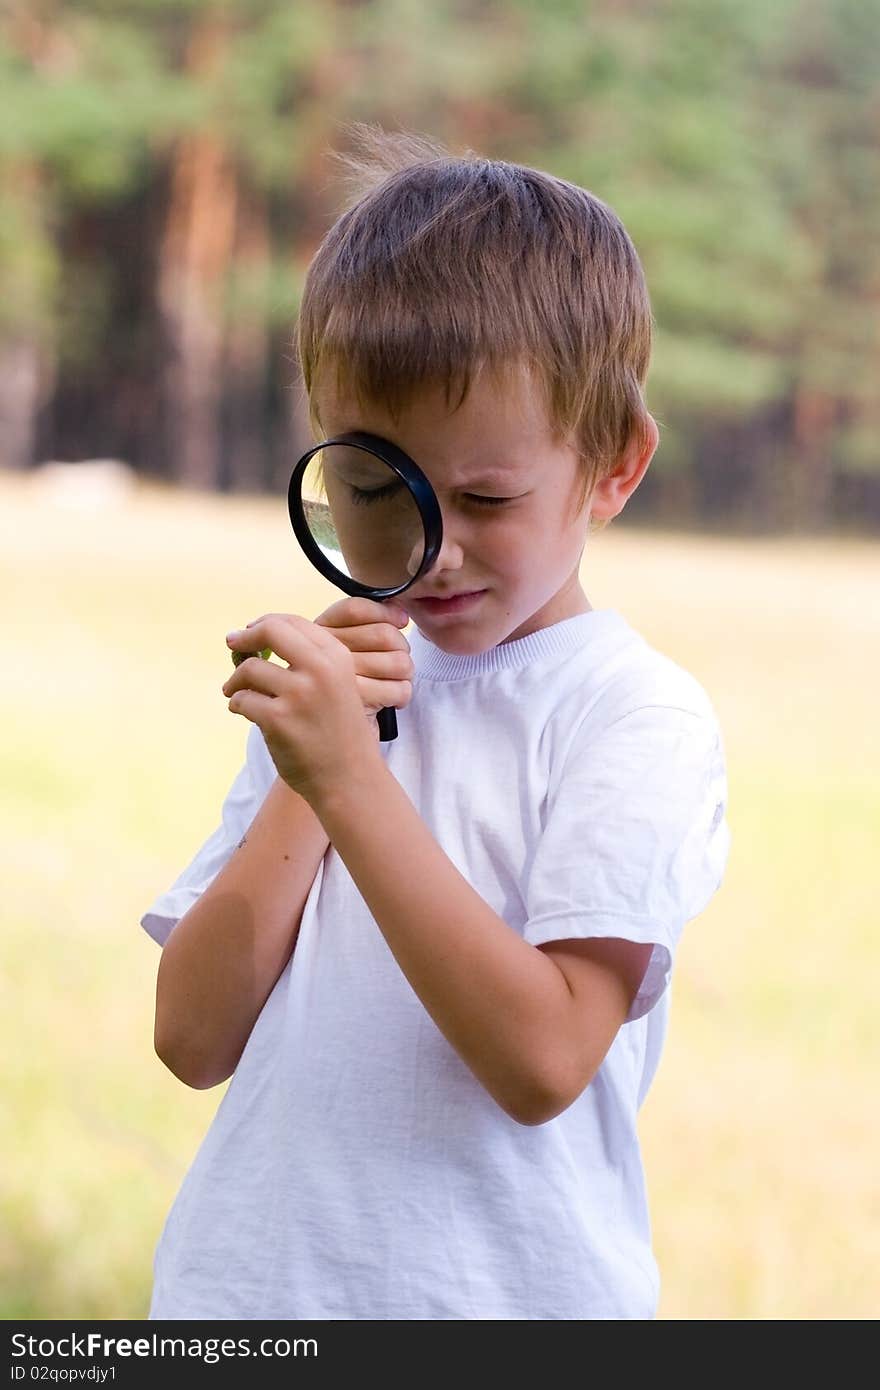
xmin=587 ymin=414 xmax=659 ymax=521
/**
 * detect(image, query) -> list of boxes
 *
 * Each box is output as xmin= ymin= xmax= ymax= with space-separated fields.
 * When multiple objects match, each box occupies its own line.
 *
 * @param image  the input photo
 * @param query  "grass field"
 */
xmin=2 ymin=467 xmax=878 ymax=1320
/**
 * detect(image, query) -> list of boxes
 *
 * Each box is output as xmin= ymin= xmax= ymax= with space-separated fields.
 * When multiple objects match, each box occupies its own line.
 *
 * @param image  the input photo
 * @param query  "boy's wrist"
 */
xmin=299 ymin=742 xmax=388 ymax=825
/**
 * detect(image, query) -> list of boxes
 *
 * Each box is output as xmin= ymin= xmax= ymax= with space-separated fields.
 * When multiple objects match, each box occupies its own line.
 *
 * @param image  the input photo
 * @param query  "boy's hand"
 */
xmin=221 ymin=600 xmax=412 ymax=806
xmin=313 ymin=596 xmax=413 ymax=723
xmin=223 ymin=613 xmax=387 ymax=805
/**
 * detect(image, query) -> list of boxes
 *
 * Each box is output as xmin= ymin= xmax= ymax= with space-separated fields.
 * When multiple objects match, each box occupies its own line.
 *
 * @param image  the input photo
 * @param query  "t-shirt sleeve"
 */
xmin=139 ymin=723 xmax=278 ymax=948
xmin=522 ymin=703 xmax=730 ymax=1022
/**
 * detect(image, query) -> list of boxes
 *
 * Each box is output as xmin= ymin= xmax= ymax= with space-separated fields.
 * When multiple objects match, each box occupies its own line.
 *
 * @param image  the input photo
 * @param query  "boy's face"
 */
xmin=313 ymin=363 xmax=599 ymax=654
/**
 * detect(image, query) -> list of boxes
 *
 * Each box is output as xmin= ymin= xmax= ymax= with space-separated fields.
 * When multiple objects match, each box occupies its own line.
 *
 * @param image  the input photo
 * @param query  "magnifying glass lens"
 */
xmin=301 ymin=444 xmax=426 ymax=590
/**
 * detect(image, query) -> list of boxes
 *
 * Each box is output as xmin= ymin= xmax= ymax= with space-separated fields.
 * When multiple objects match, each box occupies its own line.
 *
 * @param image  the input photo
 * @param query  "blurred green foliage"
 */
xmin=0 ymin=0 xmax=877 ymax=526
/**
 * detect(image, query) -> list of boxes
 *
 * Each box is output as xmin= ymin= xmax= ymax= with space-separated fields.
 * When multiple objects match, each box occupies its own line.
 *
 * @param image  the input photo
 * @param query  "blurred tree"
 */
xmin=0 ymin=7 xmax=63 ymax=471
xmin=0 ymin=0 xmax=876 ymax=531
xmin=0 ymin=157 xmax=56 ymax=471
xmin=761 ymin=0 xmax=880 ymax=531
xmin=157 ymin=12 xmax=238 ymax=491
xmin=500 ymin=0 xmax=880 ymax=531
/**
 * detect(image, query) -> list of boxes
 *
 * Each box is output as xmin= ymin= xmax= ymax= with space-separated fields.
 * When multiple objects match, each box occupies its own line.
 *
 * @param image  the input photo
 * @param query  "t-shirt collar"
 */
xmin=408 ymin=608 xmax=627 ymax=681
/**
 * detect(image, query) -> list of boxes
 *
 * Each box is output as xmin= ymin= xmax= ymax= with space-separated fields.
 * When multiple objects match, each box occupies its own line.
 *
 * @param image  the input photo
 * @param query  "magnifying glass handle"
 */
xmin=377 ymin=707 xmax=398 ymax=742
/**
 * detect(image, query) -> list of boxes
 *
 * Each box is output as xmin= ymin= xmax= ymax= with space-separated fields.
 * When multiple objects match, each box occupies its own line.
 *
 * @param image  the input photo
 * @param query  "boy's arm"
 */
xmin=154 ymin=597 xmax=413 ymax=1091
xmin=313 ymin=762 xmax=653 ymax=1126
xmin=154 ymin=777 xmax=330 ymax=1090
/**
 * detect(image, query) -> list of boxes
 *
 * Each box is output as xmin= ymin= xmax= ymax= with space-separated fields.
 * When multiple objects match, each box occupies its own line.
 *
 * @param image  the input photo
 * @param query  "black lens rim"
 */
xmin=288 ymin=431 xmax=444 ymax=598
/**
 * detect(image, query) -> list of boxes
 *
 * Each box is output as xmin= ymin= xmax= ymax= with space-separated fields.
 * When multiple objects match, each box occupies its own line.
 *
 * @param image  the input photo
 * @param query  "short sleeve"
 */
xmin=522 ymin=704 xmax=730 ymax=1022
xmin=139 ymin=723 xmax=277 ymax=947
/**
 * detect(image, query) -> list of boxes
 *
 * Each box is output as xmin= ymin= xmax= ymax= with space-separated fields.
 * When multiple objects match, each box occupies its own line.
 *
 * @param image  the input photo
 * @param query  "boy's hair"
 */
xmin=295 ymin=124 xmax=653 ymax=522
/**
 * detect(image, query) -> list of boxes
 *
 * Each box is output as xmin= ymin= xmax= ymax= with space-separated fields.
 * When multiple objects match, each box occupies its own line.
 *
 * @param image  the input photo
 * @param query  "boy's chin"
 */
xmin=412 ymin=620 xmax=502 ymax=657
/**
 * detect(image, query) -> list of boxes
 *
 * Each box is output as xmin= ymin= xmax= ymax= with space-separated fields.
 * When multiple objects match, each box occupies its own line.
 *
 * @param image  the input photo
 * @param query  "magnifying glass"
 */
xmin=288 ymin=431 xmax=443 ymax=742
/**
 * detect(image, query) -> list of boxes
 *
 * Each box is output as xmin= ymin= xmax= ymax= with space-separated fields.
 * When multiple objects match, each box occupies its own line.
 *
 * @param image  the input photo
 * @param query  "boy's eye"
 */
xmin=349 ymin=480 xmax=404 ymax=506
xmin=349 ymin=483 xmax=514 ymax=508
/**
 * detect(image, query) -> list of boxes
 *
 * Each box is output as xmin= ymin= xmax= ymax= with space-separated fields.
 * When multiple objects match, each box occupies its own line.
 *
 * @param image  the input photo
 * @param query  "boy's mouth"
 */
xmin=408 ymin=589 xmax=487 ymax=616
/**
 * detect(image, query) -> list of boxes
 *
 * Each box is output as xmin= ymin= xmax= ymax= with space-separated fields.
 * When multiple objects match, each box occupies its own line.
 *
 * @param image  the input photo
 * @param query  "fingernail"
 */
xmin=226 ymin=630 xmax=243 ymax=643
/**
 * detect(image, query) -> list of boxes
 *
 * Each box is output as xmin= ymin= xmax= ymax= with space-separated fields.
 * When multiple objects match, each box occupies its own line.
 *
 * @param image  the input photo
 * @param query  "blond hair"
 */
xmin=295 ymin=124 xmax=653 ymax=519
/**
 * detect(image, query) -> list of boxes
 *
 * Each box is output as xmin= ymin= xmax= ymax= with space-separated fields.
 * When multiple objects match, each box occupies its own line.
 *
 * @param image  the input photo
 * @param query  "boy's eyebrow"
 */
xmin=432 ymin=464 xmax=531 ymax=489
xmin=334 ymin=457 xmax=525 ymax=489
xmin=325 ymin=427 xmax=531 ymax=486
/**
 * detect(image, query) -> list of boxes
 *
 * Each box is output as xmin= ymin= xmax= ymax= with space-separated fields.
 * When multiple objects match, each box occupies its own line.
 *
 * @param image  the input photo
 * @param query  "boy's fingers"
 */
xmin=229 ymin=613 xmax=337 ymax=665
xmin=224 ymin=612 xmax=414 ymax=723
xmin=315 ymin=596 xmax=409 ymax=629
xmin=222 ymin=655 xmax=288 ymax=698
xmin=356 ymin=675 xmax=414 ymax=712
xmin=351 ymin=648 xmax=414 ymax=681
xmin=222 ymin=641 xmax=412 ymax=704
xmin=329 ymin=621 xmax=411 ymax=655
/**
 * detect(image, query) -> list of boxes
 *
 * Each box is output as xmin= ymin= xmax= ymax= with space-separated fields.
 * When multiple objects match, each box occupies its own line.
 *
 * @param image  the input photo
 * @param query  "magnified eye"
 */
xmin=349 ymin=480 xmax=404 ymax=506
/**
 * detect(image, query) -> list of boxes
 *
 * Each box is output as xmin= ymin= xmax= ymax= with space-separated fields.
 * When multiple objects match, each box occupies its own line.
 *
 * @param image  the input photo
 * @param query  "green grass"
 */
xmin=2 ymin=470 xmax=878 ymax=1319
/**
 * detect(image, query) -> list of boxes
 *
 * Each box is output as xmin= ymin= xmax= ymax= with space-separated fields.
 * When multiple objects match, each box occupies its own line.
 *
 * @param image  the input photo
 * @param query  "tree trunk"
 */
xmin=0 ymin=157 xmax=54 ymax=471
xmin=0 ymin=337 xmax=47 ymax=470
xmin=223 ymin=195 xmax=271 ymax=493
xmin=157 ymin=20 xmax=237 ymax=491
xmin=781 ymin=385 xmax=836 ymax=533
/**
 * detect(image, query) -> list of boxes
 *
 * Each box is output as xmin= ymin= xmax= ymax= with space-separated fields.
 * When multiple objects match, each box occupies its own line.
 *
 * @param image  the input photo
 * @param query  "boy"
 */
xmin=141 ymin=126 xmax=729 ymax=1319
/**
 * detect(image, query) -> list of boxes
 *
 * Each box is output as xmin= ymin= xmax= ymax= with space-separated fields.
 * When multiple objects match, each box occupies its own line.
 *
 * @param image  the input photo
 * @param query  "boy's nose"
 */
xmin=406 ymin=526 xmax=464 ymax=582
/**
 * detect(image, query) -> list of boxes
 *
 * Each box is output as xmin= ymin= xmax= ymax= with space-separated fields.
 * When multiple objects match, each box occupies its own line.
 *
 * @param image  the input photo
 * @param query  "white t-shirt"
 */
xmin=141 ymin=608 xmax=730 ymax=1320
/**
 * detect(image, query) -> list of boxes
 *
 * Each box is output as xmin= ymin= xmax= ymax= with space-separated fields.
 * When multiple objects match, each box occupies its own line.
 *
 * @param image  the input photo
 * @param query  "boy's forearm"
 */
xmin=154 ymin=777 xmax=330 ymax=1089
xmin=311 ymin=762 xmax=576 ymax=1125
